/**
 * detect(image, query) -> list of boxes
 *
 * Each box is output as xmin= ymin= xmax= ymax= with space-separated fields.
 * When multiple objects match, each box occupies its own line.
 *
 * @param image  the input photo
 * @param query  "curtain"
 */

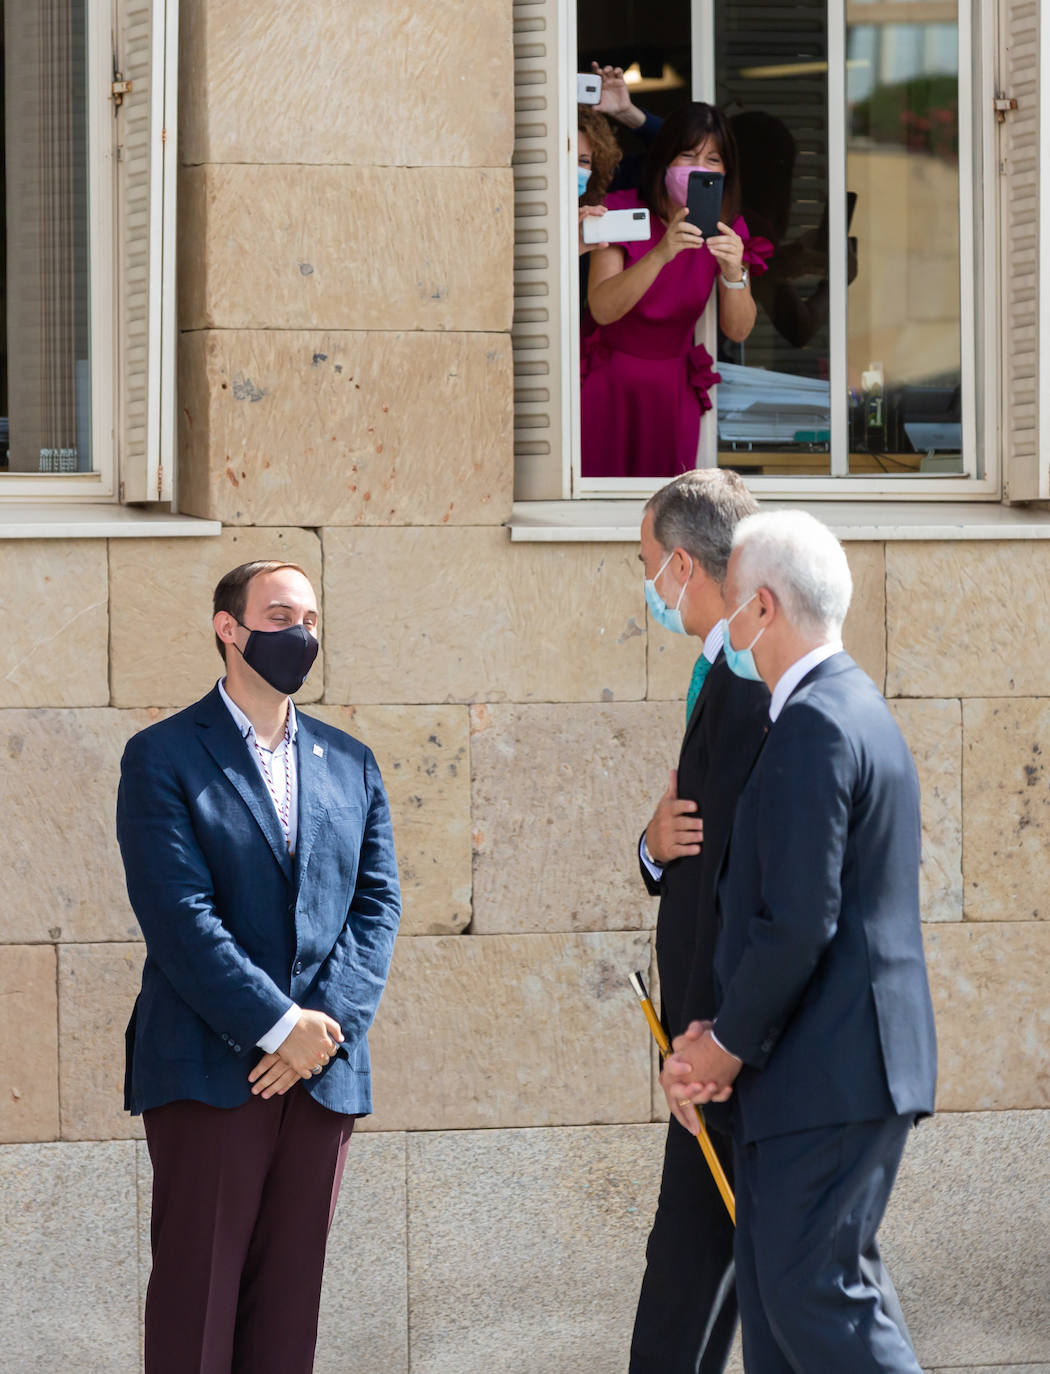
xmin=4 ymin=0 xmax=90 ymax=473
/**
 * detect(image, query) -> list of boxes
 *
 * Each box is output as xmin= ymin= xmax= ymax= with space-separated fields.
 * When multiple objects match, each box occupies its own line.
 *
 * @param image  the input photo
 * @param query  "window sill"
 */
xmin=0 ymin=504 xmax=222 ymax=539
xmin=507 ymin=500 xmax=1050 ymax=543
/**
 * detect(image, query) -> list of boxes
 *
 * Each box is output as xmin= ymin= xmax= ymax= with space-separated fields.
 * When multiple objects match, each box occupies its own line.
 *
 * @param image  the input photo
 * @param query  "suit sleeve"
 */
xmin=638 ymin=832 xmax=663 ymax=896
xmin=116 ymin=731 xmax=293 ymax=1052
xmin=713 ymin=705 xmax=855 ymax=1068
xmin=303 ymin=748 xmax=401 ymax=1050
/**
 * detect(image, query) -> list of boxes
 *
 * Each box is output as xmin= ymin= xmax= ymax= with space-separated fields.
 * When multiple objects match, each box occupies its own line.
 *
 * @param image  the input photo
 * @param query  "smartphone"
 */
xmin=577 ymin=72 xmax=602 ymax=105
xmin=582 ymin=207 xmax=652 ymax=245
xmin=686 ymin=170 xmax=724 ymax=239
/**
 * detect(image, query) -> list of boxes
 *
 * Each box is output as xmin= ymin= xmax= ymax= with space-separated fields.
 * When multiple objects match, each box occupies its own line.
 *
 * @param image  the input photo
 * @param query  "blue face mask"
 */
xmin=720 ymin=593 xmax=765 ymax=681
xmin=577 ymin=166 xmax=592 ymax=199
xmin=644 ymin=551 xmax=691 ymax=636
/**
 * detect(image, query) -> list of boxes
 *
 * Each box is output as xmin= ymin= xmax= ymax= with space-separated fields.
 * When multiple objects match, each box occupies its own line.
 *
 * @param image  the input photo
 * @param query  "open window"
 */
xmin=1 ymin=0 xmax=177 ymax=504
xmin=513 ymin=0 xmax=1002 ymax=502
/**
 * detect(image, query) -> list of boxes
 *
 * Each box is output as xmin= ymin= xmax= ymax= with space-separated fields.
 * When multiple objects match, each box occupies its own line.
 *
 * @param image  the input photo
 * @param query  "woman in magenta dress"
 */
xmin=582 ymin=103 xmax=772 ymax=478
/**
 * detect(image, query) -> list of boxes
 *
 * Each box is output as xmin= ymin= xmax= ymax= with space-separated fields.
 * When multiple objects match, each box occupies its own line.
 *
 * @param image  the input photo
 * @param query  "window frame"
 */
xmin=529 ymin=0 xmax=1005 ymax=504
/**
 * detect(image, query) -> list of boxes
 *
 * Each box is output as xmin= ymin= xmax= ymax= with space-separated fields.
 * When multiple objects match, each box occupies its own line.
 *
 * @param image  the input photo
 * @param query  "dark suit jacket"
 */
xmin=714 ymin=653 xmax=938 ymax=1145
xmin=116 ymin=686 xmax=401 ymax=1118
xmin=641 ymin=653 xmax=769 ymax=1038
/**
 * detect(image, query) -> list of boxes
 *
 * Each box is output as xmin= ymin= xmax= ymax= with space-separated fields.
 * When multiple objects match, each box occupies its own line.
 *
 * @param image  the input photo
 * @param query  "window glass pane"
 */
xmin=713 ymin=0 xmax=832 ymax=477
xmin=1 ymin=0 xmax=93 ymax=475
xmin=846 ymin=1 xmax=962 ymax=475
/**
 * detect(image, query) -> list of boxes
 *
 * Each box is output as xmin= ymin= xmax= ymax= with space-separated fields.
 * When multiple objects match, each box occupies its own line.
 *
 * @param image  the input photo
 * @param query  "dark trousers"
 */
xmin=733 ymin=1115 xmax=922 ymax=1374
xmin=143 ymin=1086 xmax=356 ymax=1374
xmin=630 ymin=1116 xmax=738 ymax=1374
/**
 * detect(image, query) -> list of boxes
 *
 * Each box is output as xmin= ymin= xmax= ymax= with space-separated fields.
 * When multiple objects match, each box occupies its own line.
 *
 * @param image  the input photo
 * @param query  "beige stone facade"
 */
xmin=3 ymin=2 xmax=1049 ymax=1371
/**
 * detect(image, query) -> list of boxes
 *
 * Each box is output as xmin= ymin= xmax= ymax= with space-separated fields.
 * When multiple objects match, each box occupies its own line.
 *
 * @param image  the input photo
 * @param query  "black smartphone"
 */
xmin=686 ymin=169 xmax=724 ymax=239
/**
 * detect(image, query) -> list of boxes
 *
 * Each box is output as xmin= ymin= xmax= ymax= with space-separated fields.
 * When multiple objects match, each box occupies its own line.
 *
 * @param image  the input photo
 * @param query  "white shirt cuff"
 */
xmin=640 ymin=835 xmax=664 ymax=882
xmin=257 ymin=1003 xmax=302 ymax=1053
xmin=710 ymin=1025 xmax=742 ymax=1063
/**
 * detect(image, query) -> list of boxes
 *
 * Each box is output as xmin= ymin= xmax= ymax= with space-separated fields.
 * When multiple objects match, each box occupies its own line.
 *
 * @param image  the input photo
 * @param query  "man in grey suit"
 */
xmin=664 ymin=510 xmax=937 ymax=1373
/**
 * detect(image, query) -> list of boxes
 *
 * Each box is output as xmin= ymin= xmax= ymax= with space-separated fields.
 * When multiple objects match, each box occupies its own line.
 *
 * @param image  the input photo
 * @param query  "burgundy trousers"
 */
xmin=142 ymin=1086 xmax=356 ymax=1374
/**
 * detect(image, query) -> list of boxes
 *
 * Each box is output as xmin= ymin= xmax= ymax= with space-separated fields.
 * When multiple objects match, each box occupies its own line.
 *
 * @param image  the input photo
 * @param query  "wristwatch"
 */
xmin=721 ymin=267 xmax=749 ymax=290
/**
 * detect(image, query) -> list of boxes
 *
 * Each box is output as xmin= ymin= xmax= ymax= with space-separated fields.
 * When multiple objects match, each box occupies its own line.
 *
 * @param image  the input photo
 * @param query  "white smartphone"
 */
xmin=582 ymin=207 xmax=651 ymax=245
xmin=577 ymin=72 xmax=602 ymax=105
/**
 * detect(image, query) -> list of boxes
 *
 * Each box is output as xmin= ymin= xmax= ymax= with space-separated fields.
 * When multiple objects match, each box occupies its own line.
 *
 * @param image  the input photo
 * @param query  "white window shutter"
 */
xmin=513 ymin=0 xmax=572 ymax=500
xmin=115 ymin=0 xmax=177 ymax=503
xmin=999 ymin=0 xmax=1042 ymax=500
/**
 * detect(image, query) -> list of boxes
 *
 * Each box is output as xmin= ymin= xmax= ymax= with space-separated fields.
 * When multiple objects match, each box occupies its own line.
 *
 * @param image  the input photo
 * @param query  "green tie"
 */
xmin=686 ymin=653 xmax=712 ymax=723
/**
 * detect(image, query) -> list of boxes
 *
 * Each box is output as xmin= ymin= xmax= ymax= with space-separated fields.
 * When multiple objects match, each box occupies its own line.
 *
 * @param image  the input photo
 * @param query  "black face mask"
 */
xmin=235 ymin=620 xmax=319 ymax=695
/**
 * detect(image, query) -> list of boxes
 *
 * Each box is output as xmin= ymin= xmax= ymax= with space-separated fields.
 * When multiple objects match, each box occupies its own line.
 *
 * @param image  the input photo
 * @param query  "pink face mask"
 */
xmin=664 ymin=163 xmax=720 ymax=209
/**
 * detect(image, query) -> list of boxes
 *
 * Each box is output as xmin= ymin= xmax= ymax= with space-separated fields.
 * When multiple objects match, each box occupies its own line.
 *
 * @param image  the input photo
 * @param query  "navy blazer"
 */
xmin=714 ymin=653 xmax=937 ymax=1144
xmin=116 ymin=686 xmax=401 ymax=1117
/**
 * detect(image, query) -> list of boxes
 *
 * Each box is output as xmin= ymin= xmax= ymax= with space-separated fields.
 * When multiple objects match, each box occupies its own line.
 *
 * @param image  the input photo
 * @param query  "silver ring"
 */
xmin=312 ymin=1064 xmax=323 ymax=1074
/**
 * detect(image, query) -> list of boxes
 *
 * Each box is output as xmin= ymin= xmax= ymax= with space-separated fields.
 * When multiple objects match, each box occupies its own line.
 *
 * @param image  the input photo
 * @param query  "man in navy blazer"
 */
xmin=117 ymin=559 xmax=400 ymax=1374
xmin=664 ymin=511 xmax=936 ymax=1372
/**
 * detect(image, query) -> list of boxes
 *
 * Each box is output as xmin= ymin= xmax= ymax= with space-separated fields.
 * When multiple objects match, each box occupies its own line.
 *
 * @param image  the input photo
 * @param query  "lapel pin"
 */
xmin=313 ymin=743 xmax=324 ymax=758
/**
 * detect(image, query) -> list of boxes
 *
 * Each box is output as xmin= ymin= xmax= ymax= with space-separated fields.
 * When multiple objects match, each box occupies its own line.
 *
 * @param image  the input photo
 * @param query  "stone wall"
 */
xmin=2 ymin=1 xmax=1049 ymax=1370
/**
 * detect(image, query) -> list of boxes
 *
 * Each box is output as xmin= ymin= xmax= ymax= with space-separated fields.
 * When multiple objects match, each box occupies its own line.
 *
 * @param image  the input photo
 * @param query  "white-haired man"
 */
xmin=663 ymin=510 xmax=937 ymax=1373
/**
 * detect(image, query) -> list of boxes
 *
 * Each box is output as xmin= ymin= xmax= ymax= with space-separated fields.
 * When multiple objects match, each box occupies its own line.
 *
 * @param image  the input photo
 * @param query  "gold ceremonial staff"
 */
xmin=628 ymin=970 xmax=736 ymax=1225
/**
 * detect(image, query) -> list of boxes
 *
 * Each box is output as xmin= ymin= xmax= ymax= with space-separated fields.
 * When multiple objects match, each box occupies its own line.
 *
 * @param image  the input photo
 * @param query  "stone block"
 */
xmin=309 ymin=706 xmax=471 ymax=935
xmin=179 ymin=165 xmax=513 ymax=332
xmin=0 ymin=708 xmax=161 ymax=943
xmin=962 ymin=699 xmax=1050 ymax=921
xmin=647 ymin=541 xmax=885 ymax=699
xmin=888 ymin=542 xmax=1050 ymax=697
xmin=178 ymin=330 xmax=512 ymax=527
xmin=361 ymin=932 xmax=652 ymax=1132
xmin=323 ymin=529 xmax=646 ymax=705
xmin=315 ymin=1133 xmax=409 ymax=1374
xmin=925 ymin=923 xmax=1050 ymax=1112
xmin=0 ymin=540 xmax=108 ymax=707
xmin=0 ymin=946 xmax=58 ymax=1143
xmin=0 ymin=1141 xmax=140 ymax=1370
xmin=470 ymin=702 xmax=681 ymax=933
xmin=883 ymin=1110 xmax=1050 ymax=1366
xmin=406 ymin=1124 xmax=665 ymax=1372
xmin=179 ymin=0 xmax=513 ymax=168
xmin=843 ymin=541 xmax=887 ymax=691
xmin=59 ymin=944 xmax=144 ymax=1141
xmin=889 ymin=700 xmax=962 ymax=922
xmin=109 ymin=528 xmax=322 ymax=707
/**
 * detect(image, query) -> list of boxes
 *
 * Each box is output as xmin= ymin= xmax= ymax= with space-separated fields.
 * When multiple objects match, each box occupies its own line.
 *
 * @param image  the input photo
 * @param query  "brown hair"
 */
xmin=577 ymin=107 xmax=622 ymax=205
xmin=640 ymin=102 xmax=740 ymax=224
xmin=212 ymin=560 xmax=310 ymax=660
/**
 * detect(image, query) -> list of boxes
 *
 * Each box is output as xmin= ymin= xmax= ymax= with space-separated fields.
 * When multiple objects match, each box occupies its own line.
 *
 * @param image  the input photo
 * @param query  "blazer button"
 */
xmin=293 ymin=960 xmax=303 ymax=975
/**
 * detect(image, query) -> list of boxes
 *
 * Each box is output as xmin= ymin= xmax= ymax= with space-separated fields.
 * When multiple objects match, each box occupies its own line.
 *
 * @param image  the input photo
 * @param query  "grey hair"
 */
xmin=644 ymin=470 xmax=759 ymax=585
xmin=731 ymin=510 xmax=852 ymax=636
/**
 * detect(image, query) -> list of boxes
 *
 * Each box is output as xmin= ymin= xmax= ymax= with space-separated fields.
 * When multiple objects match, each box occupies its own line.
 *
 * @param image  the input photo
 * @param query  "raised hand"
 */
xmin=656 ymin=207 xmax=705 ymax=265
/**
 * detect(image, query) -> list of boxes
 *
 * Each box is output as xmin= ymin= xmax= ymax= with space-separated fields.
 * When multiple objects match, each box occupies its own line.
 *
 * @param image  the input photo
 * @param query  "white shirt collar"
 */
xmin=218 ymin=677 xmax=298 ymax=746
xmin=768 ymin=642 xmax=843 ymax=722
xmin=702 ymin=620 xmax=725 ymax=663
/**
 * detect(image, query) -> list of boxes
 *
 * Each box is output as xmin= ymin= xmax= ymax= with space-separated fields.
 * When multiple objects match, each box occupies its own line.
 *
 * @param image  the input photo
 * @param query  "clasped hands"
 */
xmin=248 ymin=1008 xmax=343 ymax=1100
xmin=660 ymin=1020 xmax=742 ymax=1136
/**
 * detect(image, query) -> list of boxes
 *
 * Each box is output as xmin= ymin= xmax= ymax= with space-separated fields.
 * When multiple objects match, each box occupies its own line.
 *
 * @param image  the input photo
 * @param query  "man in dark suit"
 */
xmin=665 ymin=511 xmax=937 ymax=1372
xmin=116 ymin=559 xmax=401 ymax=1374
xmin=631 ymin=470 xmax=769 ymax=1374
